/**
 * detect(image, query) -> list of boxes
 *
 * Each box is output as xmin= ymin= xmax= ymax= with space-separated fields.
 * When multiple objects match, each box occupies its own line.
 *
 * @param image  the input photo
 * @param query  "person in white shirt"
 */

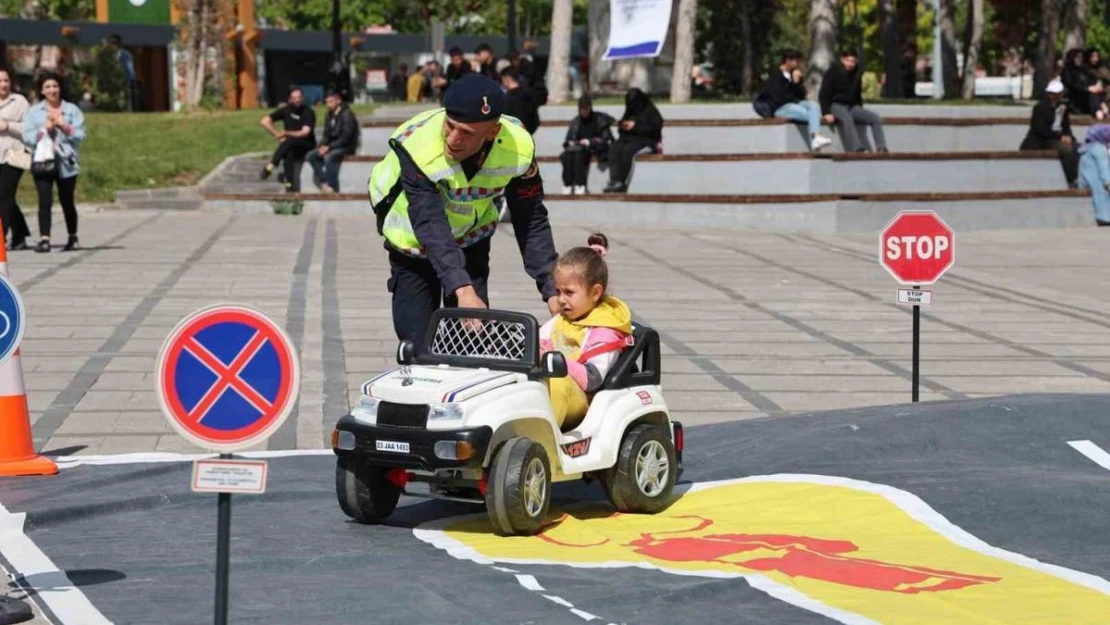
xmin=0 ymin=66 xmax=32 ymax=250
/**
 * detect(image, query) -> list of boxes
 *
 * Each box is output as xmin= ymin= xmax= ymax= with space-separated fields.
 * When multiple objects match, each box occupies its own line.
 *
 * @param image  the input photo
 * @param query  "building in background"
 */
xmin=1 ymin=7 xmax=545 ymax=112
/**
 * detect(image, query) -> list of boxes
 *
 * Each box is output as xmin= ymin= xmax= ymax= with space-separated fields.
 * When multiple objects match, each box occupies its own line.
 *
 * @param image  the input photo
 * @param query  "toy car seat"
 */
xmin=600 ymin=324 xmax=660 ymax=390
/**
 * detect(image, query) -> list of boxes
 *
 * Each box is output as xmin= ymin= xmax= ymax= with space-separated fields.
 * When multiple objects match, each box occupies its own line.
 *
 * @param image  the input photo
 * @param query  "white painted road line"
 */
xmin=543 ymin=594 xmax=575 ymax=608
xmin=52 ymin=449 xmax=333 ymax=469
xmin=515 ymin=574 xmax=544 ymax=592
xmin=570 ymin=607 xmax=601 ymax=621
xmin=0 ymin=502 xmax=111 ymax=624
xmin=1068 ymin=440 xmax=1110 ymax=472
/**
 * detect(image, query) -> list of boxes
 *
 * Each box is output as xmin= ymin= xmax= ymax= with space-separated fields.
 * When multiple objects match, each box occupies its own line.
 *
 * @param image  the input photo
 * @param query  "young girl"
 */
xmin=540 ymin=233 xmax=633 ymax=430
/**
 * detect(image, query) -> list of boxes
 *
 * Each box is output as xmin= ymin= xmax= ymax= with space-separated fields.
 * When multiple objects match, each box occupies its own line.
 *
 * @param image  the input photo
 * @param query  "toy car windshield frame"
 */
xmin=414 ymin=308 xmax=541 ymax=374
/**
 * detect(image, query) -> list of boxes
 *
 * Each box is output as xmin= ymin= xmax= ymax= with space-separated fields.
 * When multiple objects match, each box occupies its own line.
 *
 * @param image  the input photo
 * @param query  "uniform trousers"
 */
xmin=387 ymin=238 xmax=491 ymax=346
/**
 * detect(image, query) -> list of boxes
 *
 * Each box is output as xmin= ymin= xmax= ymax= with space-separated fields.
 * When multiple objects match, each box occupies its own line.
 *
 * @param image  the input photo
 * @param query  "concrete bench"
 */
xmin=290 ymin=151 xmax=1068 ymax=196
xmin=359 ymin=116 xmax=1099 ymax=157
xmin=365 ymin=102 xmax=1043 ymax=123
xmin=199 ymin=188 xmax=1095 ymax=233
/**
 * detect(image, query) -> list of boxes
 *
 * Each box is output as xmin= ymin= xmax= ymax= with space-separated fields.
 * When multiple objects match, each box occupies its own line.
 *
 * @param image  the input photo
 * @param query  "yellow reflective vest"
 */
xmin=368 ymin=108 xmax=536 ymax=257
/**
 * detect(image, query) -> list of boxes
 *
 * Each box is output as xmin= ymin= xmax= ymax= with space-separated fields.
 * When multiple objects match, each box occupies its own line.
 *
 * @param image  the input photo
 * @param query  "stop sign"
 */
xmin=879 ymin=211 xmax=954 ymax=285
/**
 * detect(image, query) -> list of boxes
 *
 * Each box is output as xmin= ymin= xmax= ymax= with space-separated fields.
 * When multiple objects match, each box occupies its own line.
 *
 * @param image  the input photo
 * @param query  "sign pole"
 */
xmin=156 ymin=304 xmax=299 ymax=625
xmin=879 ymin=210 xmax=954 ymax=404
xmin=214 ymin=453 xmax=233 ymax=625
xmin=912 ymin=284 xmax=920 ymax=403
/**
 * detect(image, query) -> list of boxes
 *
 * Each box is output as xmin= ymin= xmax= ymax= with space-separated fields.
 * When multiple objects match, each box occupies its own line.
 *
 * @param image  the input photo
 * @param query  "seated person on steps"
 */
xmin=603 ymin=89 xmax=663 ymax=193
xmin=559 ymin=95 xmax=615 ymax=195
xmin=818 ymin=50 xmax=888 ymax=153
xmin=540 ymin=233 xmax=633 ymax=431
xmin=763 ymin=49 xmax=833 ymax=152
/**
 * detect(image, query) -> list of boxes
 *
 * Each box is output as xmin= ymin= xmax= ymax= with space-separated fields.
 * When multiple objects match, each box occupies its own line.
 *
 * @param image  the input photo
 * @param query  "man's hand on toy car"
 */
xmin=455 ymin=285 xmax=488 ymax=332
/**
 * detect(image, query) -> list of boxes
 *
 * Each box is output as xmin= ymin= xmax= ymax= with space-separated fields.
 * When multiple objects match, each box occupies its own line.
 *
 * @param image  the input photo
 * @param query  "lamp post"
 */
xmin=329 ymin=0 xmax=351 ymax=100
xmin=929 ymin=0 xmax=943 ymax=99
xmin=507 ymin=0 xmax=518 ymax=52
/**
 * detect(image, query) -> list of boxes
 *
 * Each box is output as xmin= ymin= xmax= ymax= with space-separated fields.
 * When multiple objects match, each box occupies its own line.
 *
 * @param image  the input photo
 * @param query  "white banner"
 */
xmin=603 ymin=0 xmax=674 ymax=60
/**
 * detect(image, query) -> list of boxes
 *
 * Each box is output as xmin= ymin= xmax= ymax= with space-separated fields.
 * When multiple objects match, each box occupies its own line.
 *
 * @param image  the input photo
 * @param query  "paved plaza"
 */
xmin=10 ymin=209 xmax=1110 ymax=457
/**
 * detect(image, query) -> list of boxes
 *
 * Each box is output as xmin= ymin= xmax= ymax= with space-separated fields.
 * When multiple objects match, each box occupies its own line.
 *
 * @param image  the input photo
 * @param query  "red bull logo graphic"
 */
xmin=414 ymin=475 xmax=1110 ymax=625
xmin=614 ymin=516 xmax=1002 ymax=593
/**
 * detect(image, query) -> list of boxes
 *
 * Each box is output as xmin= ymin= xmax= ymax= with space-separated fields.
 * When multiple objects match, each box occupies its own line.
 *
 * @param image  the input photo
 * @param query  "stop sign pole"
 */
xmin=879 ymin=211 xmax=955 ymax=402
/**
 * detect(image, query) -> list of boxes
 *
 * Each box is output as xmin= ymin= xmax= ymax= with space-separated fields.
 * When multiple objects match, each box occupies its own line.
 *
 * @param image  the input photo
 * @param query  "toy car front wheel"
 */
xmin=485 ymin=437 xmax=552 ymax=536
xmin=603 ymin=424 xmax=676 ymax=513
xmin=335 ymin=456 xmax=402 ymax=523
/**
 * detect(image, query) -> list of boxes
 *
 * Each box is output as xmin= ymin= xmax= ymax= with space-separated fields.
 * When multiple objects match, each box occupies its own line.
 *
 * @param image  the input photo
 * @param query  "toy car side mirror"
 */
xmin=540 ymin=351 xmax=568 ymax=378
xmin=396 ymin=340 xmax=416 ymax=365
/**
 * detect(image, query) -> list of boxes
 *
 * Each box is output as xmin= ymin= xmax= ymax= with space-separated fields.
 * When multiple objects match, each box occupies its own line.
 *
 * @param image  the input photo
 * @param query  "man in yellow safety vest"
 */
xmin=369 ymin=74 xmax=561 ymax=345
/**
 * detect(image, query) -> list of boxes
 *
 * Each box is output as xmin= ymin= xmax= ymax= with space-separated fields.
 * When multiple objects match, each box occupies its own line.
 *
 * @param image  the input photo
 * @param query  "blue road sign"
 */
xmin=155 ymin=305 xmax=300 ymax=453
xmin=0 ymin=273 xmax=26 ymax=368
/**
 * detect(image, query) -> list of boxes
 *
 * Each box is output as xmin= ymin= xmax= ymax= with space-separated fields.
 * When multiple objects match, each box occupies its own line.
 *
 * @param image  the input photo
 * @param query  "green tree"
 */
xmin=1 ymin=0 xmax=94 ymax=19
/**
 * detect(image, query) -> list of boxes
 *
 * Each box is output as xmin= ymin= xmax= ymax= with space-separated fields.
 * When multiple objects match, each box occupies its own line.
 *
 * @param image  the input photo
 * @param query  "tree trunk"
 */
xmin=1034 ymin=0 xmax=1063 ymax=96
xmin=939 ymin=0 xmax=959 ymax=96
xmin=183 ymin=0 xmax=208 ymax=107
xmin=740 ymin=0 xmax=754 ymax=95
xmin=670 ymin=0 xmax=698 ymax=102
xmin=896 ymin=0 xmax=917 ymax=98
xmin=879 ymin=0 xmax=902 ymax=98
xmin=1064 ymin=0 xmax=1089 ymax=52
xmin=219 ymin=0 xmax=238 ymax=109
xmin=588 ymin=0 xmax=608 ymax=94
xmin=546 ymin=0 xmax=573 ymax=103
xmin=961 ymin=0 xmax=983 ymax=100
xmin=806 ymin=0 xmax=837 ymax=95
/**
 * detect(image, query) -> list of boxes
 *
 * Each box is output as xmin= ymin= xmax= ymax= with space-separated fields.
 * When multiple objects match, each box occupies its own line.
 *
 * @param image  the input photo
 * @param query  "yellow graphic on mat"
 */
xmin=418 ymin=476 xmax=1110 ymax=625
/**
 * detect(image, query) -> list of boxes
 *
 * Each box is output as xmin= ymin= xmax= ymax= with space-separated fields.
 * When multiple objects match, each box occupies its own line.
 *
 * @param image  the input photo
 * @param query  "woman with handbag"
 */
xmin=22 ymin=71 xmax=85 ymax=253
xmin=0 ymin=66 xmax=33 ymax=251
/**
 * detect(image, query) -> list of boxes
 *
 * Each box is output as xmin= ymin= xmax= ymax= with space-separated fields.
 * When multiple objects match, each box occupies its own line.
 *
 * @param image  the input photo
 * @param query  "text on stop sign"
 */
xmin=885 ymin=235 xmax=950 ymax=261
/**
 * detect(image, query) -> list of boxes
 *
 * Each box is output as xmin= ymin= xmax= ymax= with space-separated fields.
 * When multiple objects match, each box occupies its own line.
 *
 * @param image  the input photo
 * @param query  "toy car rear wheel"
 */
xmin=485 ymin=437 xmax=551 ymax=536
xmin=335 ymin=456 xmax=402 ymax=523
xmin=603 ymin=424 xmax=676 ymax=513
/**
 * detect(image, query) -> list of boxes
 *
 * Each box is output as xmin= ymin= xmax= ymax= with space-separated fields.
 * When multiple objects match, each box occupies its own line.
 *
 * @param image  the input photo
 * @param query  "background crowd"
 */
xmin=0 ymin=66 xmax=86 ymax=253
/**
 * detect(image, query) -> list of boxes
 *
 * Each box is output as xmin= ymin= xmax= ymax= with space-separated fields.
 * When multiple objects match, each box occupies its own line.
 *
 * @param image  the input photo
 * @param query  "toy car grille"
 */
xmin=428 ymin=316 xmax=528 ymax=362
xmin=376 ymin=401 xmax=429 ymax=429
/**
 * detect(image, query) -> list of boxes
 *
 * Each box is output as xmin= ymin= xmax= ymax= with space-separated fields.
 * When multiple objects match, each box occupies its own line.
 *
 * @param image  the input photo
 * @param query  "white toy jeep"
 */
xmin=331 ymin=308 xmax=684 ymax=536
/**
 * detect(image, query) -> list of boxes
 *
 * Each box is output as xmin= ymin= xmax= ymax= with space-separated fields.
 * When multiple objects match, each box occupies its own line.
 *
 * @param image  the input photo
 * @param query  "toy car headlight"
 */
xmin=350 ymin=396 xmax=380 ymax=424
xmin=428 ymin=403 xmax=464 ymax=422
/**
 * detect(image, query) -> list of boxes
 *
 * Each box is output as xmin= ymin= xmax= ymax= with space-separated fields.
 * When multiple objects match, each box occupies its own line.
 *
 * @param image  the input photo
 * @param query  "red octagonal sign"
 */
xmin=879 ymin=211 xmax=955 ymax=285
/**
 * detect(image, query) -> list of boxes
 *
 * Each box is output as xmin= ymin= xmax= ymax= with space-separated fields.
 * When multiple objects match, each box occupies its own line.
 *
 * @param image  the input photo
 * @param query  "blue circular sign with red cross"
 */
xmin=155 ymin=305 xmax=300 ymax=453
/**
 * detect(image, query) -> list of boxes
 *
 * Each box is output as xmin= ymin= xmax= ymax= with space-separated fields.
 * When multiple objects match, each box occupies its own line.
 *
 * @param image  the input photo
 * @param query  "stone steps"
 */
xmin=360 ymin=116 xmax=1099 ymax=157
xmin=198 ymin=188 xmax=1094 ymax=232
xmin=113 ymin=187 xmax=202 ymax=211
xmin=263 ymin=150 xmax=1067 ymax=196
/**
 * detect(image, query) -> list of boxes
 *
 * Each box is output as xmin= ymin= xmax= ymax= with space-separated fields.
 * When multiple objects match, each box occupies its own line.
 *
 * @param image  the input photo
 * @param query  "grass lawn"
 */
xmin=14 ymin=103 xmax=374 ymax=208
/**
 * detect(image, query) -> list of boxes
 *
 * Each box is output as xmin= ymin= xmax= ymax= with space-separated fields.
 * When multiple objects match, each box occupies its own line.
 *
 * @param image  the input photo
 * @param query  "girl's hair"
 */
xmin=556 ymin=233 xmax=610 ymax=295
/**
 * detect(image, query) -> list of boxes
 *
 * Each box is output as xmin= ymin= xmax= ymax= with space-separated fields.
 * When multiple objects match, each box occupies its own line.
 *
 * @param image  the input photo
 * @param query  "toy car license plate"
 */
xmin=376 ymin=439 xmax=410 ymax=453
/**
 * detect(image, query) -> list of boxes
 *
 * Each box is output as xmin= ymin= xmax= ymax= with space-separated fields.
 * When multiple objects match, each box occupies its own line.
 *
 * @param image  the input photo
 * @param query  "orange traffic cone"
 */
xmin=0 ymin=238 xmax=56 ymax=477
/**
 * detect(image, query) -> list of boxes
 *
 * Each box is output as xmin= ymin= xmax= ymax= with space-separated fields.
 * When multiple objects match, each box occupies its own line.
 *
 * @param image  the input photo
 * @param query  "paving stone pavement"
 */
xmin=11 ymin=209 xmax=1110 ymax=456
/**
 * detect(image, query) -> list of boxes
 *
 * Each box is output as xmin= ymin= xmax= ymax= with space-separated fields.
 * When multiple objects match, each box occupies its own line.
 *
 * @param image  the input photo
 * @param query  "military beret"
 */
xmin=443 ymin=74 xmax=504 ymax=123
